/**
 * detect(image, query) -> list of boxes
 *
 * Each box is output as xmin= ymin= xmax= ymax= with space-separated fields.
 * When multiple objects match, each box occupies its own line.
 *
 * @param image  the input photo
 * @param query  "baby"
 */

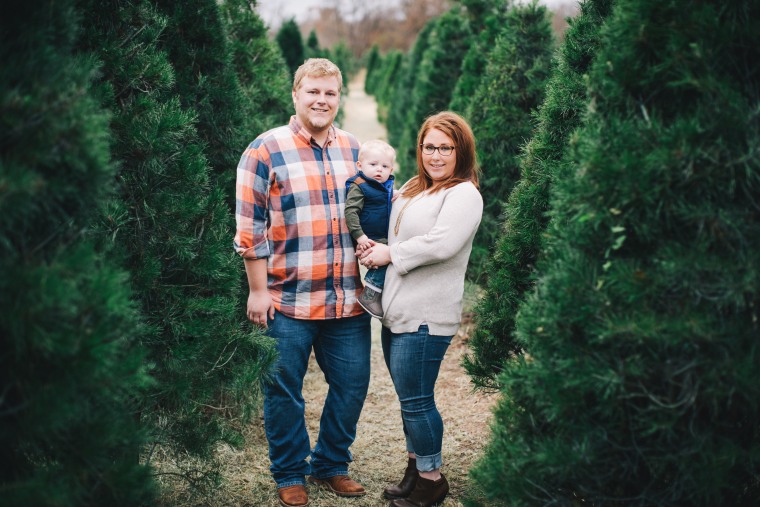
xmin=345 ymin=139 xmax=396 ymax=318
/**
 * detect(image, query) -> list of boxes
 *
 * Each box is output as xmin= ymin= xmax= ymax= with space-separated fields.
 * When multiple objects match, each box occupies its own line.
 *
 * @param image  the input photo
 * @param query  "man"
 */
xmin=234 ymin=58 xmax=371 ymax=507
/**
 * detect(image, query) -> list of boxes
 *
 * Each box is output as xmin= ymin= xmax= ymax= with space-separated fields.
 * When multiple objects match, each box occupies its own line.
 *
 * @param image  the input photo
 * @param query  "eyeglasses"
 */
xmin=420 ymin=144 xmax=455 ymax=157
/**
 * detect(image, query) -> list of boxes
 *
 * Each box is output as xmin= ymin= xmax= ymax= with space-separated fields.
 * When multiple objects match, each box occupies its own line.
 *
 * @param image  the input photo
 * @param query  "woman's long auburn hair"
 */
xmin=401 ymin=111 xmax=480 ymax=198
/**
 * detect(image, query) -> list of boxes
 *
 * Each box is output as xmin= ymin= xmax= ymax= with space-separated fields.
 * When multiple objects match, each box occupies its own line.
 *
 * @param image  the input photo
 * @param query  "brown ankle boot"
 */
xmin=383 ymin=457 xmax=418 ymax=499
xmin=389 ymin=473 xmax=448 ymax=507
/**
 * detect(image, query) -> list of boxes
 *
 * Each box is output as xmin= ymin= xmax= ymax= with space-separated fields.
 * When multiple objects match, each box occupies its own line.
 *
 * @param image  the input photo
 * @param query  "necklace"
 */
xmin=394 ymin=196 xmax=419 ymax=236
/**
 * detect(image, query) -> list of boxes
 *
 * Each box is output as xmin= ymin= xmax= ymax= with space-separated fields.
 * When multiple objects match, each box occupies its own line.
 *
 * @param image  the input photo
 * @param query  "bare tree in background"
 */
xmin=301 ymin=0 xmax=450 ymax=56
xmin=268 ymin=0 xmax=576 ymax=57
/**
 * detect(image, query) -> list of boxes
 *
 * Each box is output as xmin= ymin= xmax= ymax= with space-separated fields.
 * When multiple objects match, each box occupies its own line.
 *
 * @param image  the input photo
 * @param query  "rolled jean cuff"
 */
xmin=312 ymin=470 xmax=348 ymax=480
xmin=277 ymin=479 xmax=305 ymax=489
xmin=415 ymin=452 xmax=442 ymax=472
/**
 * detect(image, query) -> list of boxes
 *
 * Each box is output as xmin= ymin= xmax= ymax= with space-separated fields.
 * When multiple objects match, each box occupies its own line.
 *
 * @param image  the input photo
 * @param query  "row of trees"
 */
xmin=471 ymin=0 xmax=760 ymax=502
xmin=275 ymin=18 xmax=357 ymax=81
xmin=2 ymin=0 xmax=292 ymax=504
xmin=369 ymin=0 xmax=759 ymax=504
xmin=366 ymin=0 xmax=555 ymax=281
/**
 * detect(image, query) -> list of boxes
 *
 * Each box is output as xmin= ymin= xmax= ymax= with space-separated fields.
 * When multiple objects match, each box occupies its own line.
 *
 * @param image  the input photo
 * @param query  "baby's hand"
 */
xmin=356 ymin=235 xmax=371 ymax=254
xmin=391 ymin=189 xmax=399 ymax=202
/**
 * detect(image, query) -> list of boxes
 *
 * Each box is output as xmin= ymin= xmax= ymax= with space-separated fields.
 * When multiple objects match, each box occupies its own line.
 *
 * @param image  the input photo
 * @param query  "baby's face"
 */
xmin=358 ymin=149 xmax=394 ymax=183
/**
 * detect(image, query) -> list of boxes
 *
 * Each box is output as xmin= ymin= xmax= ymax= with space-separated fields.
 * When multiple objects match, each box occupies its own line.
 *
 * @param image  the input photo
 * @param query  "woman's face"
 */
xmin=421 ymin=128 xmax=456 ymax=181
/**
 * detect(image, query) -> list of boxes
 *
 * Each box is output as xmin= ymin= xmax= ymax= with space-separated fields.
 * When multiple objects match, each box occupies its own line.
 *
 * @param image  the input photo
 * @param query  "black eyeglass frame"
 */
xmin=419 ymin=144 xmax=456 ymax=157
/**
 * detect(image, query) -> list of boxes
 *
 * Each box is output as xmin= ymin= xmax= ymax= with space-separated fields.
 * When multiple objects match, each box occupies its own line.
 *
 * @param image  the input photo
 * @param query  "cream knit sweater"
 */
xmin=381 ymin=181 xmax=483 ymax=335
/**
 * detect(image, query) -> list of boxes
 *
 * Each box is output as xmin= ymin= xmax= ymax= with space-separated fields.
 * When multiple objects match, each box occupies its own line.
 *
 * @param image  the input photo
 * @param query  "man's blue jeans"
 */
xmin=264 ymin=310 xmax=372 ymax=488
xmin=381 ymin=325 xmax=452 ymax=472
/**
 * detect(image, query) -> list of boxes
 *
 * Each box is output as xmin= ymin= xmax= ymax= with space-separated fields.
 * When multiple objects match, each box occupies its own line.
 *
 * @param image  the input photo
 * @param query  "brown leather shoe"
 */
xmin=383 ymin=457 xmax=418 ymax=499
xmin=308 ymin=475 xmax=367 ymax=497
xmin=278 ymin=484 xmax=309 ymax=507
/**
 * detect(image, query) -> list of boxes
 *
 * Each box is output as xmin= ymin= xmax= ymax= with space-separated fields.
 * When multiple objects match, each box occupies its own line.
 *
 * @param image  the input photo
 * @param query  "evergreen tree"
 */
xmin=397 ymin=10 xmax=471 ymax=183
xmin=364 ymin=44 xmax=382 ymax=95
xmin=471 ymin=0 xmax=760 ymax=504
xmin=305 ymin=29 xmax=325 ymax=59
xmin=386 ymin=20 xmax=436 ymax=150
xmin=467 ymin=1 xmax=554 ymax=281
xmin=276 ymin=18 xmax=305 ymax=76
xmin=330 ymin=40 xmax=357 ymax=84
xmin=465 ymin=0 xmax=612 ymax=388
xmin=0 ymin=1 xmax=154 ymax=504
xmin=375 ymin=50 xmax=404 ymax=122
xmin=449 ymin=0 xmax=512 ymax=114
xmin=76 ymin=0 xmax=275 ymax=488
xmin=220 ymin=0 xmax=291 ymax=139
xmin=153 ymin=0 xmax=247 ymax=193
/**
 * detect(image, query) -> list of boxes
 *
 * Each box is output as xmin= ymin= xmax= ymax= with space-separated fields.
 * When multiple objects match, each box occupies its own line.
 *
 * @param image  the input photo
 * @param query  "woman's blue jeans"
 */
xmin=381 ymin=325 xmax=452 ymax=472
xmin=264 ymin=310 xmax=371 ymax=488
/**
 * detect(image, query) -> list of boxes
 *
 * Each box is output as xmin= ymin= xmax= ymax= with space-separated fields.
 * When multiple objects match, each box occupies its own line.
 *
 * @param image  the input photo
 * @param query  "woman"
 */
xmin=359 ymin=111 xmax=483 ymax=507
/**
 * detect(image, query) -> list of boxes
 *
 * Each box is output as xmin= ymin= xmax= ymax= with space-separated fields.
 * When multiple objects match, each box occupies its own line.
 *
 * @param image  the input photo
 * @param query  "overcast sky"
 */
xmin=256 ymin=0 xmax=578 ymax=27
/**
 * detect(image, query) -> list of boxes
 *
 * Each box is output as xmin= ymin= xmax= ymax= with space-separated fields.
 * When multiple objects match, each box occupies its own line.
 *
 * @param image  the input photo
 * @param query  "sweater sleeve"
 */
xmin=390 ymin=183 xmax=483 ymax=275
xmin=344 ymin=182 xmax=366 ymax=241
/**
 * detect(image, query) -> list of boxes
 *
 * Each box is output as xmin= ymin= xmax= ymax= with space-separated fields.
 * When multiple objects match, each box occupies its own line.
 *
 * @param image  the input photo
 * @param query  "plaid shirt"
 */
xmin=234 ymin=116 xmax=364 ymax=320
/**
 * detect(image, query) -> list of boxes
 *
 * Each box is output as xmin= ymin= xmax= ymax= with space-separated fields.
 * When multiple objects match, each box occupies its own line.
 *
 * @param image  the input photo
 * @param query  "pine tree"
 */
xmin=153 ymin=0 xmax=247 ymax=193
xmin=220 ymin=0 xmax=291 ymax=141
xmin=396 ymin=10 xmax=471 ymax=183
xmin=449 ymin=0 xmax=512 ymax=114
xmin=330 ymin=40 xmax=357 ymax=84
xmin=471 ymin=0 xmax=760 ymax=504
xmin=466 ymin=1 xmax=554 ymax=282
xmin=375 ymin=50 xmax=404 ymax=122
xmin=305 ymin=29 xmax=325 ymax=59
xmin=276 ymin=18 xmax=305 ymax=76
xmin=0 ymin=1 xmax=154 ymax=504
xmin=76 ymin=0 xmax=276 ymax=489
xmin=386 ymin=20 xmax=436 ymax=150
xmin=364 ymin=44 xmax=382 ymax=95
xmin=465 ymin=0 xmax=613 ymax=389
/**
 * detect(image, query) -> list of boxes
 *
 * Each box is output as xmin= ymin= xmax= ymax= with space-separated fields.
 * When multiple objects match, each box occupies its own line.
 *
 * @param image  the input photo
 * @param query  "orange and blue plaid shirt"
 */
xmin=234 ymin=116 xmax=364 ymax=320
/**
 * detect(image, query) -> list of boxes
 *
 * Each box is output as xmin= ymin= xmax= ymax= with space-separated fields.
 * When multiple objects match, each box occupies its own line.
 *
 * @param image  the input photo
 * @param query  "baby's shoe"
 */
xmin=358 ymin=286 xmax=383 ymax=318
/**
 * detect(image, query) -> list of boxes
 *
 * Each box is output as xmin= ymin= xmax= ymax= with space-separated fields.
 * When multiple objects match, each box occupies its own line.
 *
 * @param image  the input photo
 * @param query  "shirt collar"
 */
xmin=289 ymin=115 xmax=336 ymax=147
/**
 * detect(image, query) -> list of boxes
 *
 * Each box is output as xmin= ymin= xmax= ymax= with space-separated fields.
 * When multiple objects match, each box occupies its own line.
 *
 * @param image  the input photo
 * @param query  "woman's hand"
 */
xmin=358 ymin=243 xmax=391 ymax=269
xmin=247 ymin=289 xmax=274 ymax=328
xmin=355 ymin=236 xmax=375 ymax=254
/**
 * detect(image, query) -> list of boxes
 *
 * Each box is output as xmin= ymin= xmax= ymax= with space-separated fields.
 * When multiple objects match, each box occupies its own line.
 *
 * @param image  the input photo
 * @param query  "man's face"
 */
xmin=292 ymin=75 xmax=341 ymax=135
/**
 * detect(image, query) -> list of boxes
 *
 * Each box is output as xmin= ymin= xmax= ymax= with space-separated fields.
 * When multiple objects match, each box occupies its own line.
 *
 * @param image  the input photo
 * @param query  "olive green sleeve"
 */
xmin=345 ymin=182 xmax=366 ymax=240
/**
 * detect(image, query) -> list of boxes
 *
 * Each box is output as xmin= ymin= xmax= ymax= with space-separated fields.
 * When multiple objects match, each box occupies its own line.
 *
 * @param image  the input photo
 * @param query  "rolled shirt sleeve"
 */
xmin=234 ymin=140 xmax=272 ymax=260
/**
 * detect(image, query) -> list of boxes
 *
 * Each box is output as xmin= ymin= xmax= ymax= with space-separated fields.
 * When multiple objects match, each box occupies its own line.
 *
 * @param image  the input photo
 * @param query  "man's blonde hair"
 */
xmin=293 ymin=58 xmax=343 ymax=92
xmin=359 ymin=139 xmax=396 ymax=162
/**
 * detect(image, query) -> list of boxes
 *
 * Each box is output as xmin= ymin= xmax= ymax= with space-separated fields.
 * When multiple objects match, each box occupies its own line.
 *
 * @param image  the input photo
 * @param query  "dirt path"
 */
xmin=163 ymin=71 xmax=497 ymax=507
xmin=340 ymin=69 xmax=389 ymax=144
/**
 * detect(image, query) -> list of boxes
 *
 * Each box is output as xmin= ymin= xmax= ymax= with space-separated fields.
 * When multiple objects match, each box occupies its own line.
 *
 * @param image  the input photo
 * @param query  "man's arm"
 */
xmin=244 ymin=258 xmax=274 ymax=328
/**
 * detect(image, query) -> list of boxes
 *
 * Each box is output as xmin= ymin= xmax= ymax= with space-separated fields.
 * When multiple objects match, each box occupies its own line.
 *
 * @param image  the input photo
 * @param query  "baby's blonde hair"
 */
xmin=359 ymin=139 xmax=396 ymax=163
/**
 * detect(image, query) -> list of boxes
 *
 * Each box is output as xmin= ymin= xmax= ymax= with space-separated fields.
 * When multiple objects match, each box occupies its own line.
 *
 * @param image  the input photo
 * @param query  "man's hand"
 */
xmin=247 ymin=289 xmax=274 ymax=328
